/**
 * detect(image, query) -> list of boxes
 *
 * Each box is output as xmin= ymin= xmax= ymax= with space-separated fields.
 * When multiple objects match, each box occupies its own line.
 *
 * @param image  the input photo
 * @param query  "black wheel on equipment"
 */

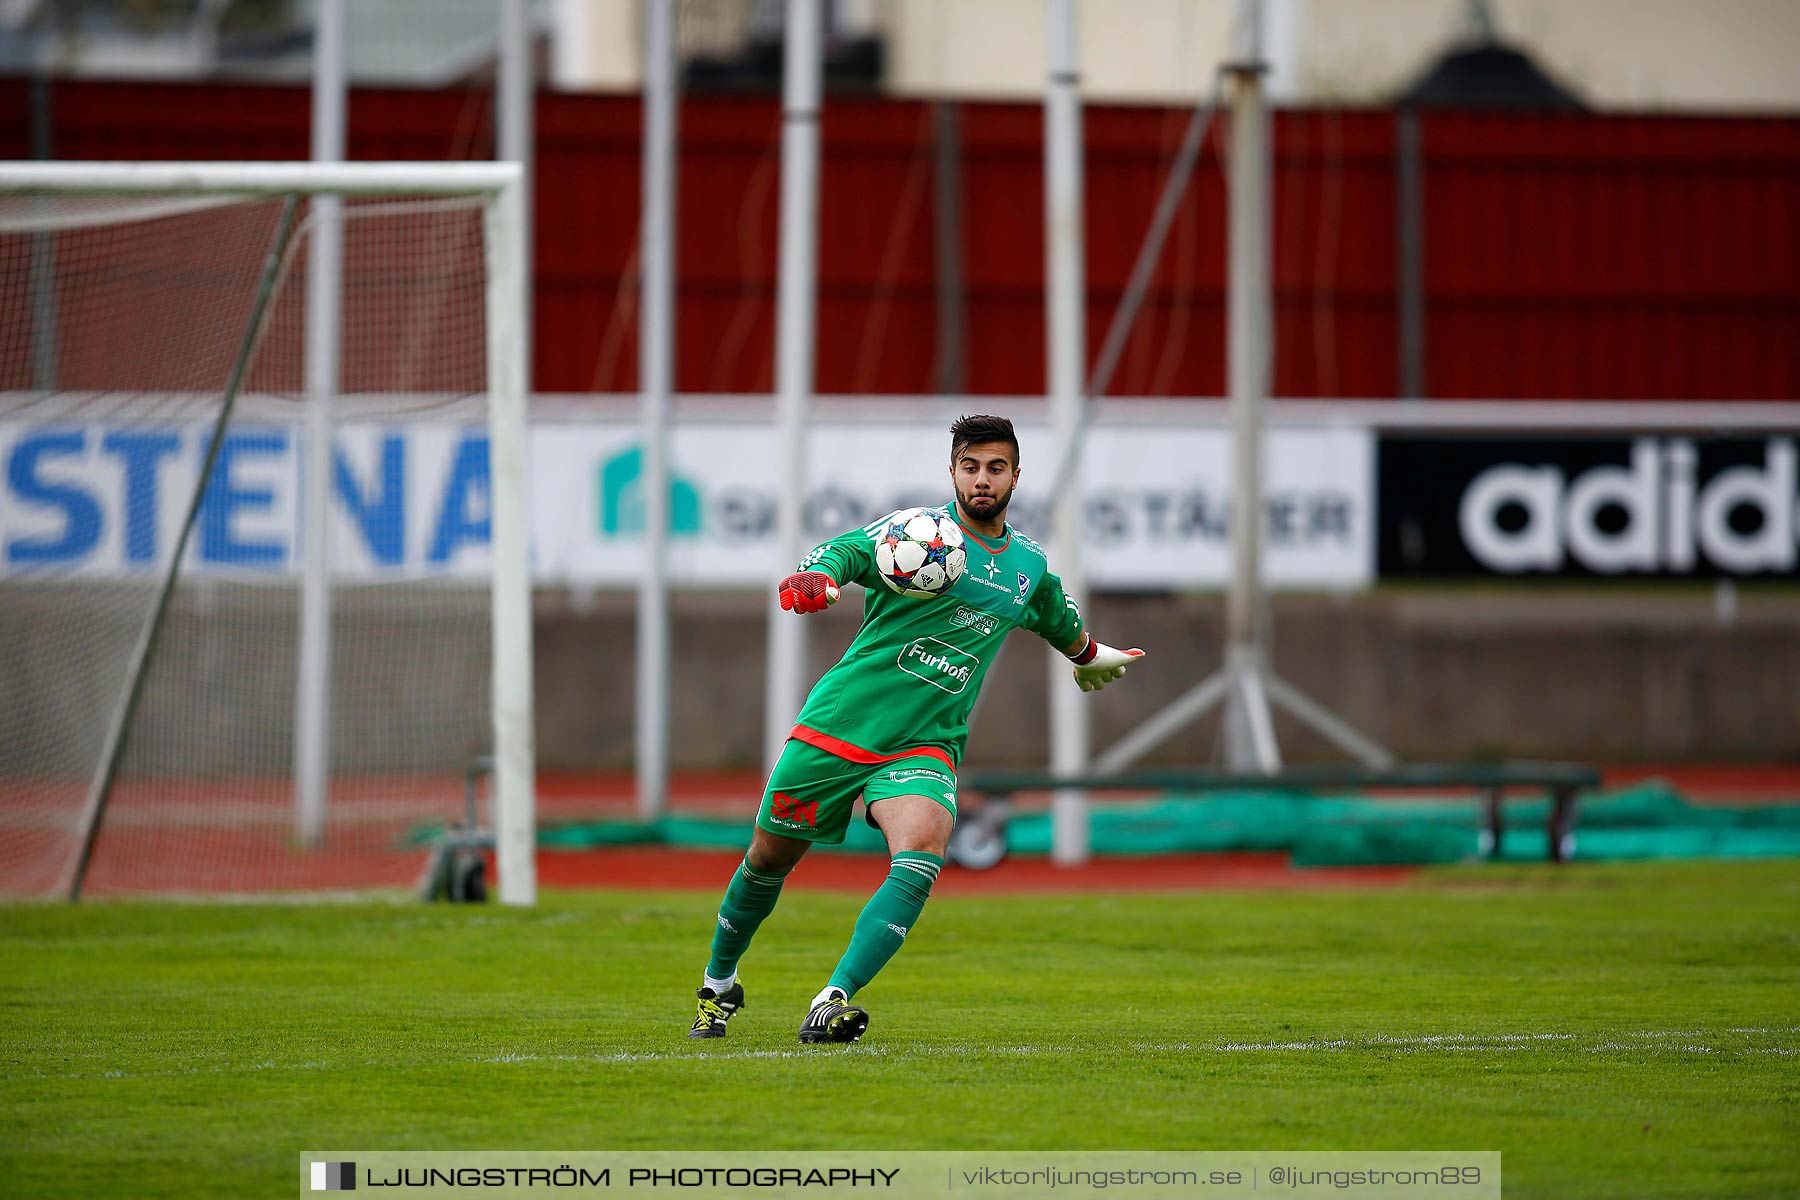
xmin=451 ymin=851 xmax=488 ymax=902
xmin=947 ymin=807 xmax=1008 ymax=870
xmin=1549 ymin=789 xmax=1577 ymax=864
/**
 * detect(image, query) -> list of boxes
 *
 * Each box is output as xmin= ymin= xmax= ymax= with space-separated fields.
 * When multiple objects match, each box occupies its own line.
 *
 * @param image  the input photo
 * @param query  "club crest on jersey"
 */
xmin=1017 ymin=573 xmax=1030 ymax=596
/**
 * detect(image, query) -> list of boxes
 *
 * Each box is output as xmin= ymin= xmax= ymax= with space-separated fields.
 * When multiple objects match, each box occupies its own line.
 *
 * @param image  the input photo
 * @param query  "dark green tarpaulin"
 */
xmin=514 ymin=783 xmax=1800 ymax=867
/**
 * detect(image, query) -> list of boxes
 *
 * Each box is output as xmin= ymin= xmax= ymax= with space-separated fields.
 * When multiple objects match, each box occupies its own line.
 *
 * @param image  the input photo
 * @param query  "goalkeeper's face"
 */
xmin=950 ymin=441 xmax=1021 ymax=525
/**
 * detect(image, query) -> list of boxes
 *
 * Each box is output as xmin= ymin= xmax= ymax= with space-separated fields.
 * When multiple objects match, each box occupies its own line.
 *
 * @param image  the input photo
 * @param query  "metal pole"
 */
xmin=498 ymin=0 xmax=534 ymax=388
xmin=933 ymin=101 xmax=965 ymax=396
xmin=484 ymin=172 xmax=538 ymax=906
xmin=495 ymin=0 xmax=539 ymax=904
xmin=764 ymin=0 xmax=823 ymax=776
xmin=28 ymin=71 xmax=57 ymax=393
xmin=637 ymin=0 xmax=677 ymax=819
xmin=296 ymin=0 xmax=344 ymax=847
xmin=1222 ymin=0 xmax=1279 ymax=773
xmin=69 ymin=199 xmax=303 ymax=901
xmin=1396 ymin=106 xmax=1425 ymax=400
xmin=1045 ymin=0 xmax=1089 ymax=864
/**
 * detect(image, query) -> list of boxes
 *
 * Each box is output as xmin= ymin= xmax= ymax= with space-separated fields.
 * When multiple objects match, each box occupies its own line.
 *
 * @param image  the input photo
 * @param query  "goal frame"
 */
xmin=0 ymin=160 xmax=537 ymax=905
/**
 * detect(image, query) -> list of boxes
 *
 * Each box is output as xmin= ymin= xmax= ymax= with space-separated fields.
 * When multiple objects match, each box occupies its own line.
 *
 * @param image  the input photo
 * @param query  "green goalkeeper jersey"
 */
xmin=786 ymin=500 xmax=1086 ymax=768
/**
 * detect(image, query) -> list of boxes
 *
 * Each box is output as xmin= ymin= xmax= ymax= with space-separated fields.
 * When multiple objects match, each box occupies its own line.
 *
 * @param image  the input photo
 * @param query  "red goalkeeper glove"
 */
xmin=778 ymin=570 xmax=839 ymax=614
xmin=1067 ymin=635 xmax=1146 ymax=692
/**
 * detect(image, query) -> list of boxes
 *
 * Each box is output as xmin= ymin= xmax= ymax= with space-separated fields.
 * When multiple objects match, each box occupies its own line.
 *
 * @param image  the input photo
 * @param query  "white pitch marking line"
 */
xmin=20 ymin=1029 xmax=1797 ymax=1081
xmin=1137 ymin=1026 xmax=1800 ymax=1054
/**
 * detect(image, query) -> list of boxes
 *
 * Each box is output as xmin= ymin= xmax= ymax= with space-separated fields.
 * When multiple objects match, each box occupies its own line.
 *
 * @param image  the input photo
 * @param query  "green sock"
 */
xmin=704 ymin=857 xmax=789 ymax=982
xmin=827 ymin=851 xmax=942 ymax=999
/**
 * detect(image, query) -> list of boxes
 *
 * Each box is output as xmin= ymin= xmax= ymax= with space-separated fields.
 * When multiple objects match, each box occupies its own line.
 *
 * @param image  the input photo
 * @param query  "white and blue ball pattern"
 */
xmin=873 ymin=508 xmax=967 ymax=598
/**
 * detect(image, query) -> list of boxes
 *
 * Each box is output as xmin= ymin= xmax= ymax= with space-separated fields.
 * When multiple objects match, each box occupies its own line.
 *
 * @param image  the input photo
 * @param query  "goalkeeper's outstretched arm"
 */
xmin=1025 ymin=568 xmax=1145 ymax=692
xmin=777 ymin=522 xmax=885 ymax=613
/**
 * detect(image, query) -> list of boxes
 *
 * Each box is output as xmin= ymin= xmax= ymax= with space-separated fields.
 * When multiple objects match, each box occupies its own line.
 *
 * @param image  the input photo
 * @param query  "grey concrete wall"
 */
xmin=535 ymin=588 xmax=1800 ymax=770
xmin=6 ymin=583 xmax=1792 ymax=778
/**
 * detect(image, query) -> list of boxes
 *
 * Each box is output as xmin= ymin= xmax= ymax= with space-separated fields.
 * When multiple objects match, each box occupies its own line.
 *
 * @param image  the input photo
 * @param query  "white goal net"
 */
xmin=0 ymin=163 xmax=534 ymax=903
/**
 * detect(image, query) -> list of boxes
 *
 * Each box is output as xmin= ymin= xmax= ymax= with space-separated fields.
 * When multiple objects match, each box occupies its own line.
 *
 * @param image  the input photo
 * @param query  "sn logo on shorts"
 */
xmin=769 ymin=792 xmax=818 ymax=827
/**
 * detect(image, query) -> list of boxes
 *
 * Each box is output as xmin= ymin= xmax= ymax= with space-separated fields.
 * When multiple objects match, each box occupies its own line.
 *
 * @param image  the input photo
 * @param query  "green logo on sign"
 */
xmin=598 ymin=445 xmax=703 ymax=537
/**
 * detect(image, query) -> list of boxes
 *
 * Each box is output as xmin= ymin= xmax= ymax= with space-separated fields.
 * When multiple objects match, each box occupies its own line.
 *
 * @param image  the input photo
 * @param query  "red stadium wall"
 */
xmin=1421 ymin=113 xmax=1799 ymax=400
xmin=2 ymin=80 xmax=1794 ymax=400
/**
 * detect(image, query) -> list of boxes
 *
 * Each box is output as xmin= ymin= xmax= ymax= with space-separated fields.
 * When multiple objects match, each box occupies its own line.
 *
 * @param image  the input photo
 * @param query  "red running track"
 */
xmin=12 ymin=764 xmax=1793 ymax=898
xmin=538 ymin=848 xmax=1417 ymax=894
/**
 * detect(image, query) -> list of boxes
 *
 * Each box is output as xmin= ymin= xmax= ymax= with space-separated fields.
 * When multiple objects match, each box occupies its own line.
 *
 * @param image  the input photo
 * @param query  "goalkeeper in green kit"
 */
xmin=688 ymin=414 xmax=1146 ymax=1044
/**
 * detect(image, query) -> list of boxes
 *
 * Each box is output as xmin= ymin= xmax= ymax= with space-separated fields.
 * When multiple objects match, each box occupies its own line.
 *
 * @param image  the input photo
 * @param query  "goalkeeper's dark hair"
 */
xmin=949 ymin=414 xmax=1020 ymax=467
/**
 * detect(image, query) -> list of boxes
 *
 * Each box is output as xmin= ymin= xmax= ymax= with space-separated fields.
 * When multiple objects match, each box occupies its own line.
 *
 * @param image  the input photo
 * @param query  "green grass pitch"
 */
xmin=3 ymin=860 xmax=1796 ymax=1199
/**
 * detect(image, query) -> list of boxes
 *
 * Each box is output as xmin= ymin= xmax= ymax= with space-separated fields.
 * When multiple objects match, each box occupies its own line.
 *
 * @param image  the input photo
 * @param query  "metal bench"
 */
xmin=954 ymin=762 xmax=1601 ymax=868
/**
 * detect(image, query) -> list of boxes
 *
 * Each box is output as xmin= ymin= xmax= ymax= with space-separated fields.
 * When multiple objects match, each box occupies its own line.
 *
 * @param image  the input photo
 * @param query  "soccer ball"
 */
xmin=873 ymin=508 xmax=967 ymax=598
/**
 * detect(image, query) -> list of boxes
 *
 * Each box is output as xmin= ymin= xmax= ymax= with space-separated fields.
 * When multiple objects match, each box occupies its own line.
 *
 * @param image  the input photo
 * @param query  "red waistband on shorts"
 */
xmin=789 ymin=725 xmax=957 ymax=773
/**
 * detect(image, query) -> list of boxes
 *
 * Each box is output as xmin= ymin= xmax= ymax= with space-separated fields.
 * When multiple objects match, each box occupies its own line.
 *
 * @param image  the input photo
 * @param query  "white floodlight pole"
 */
xmin=1220 ymin=0 xmax=1281 ymax=773
xmin=296 ymin=0 xmax=345 ymax=848
xmin=764 ymin=0 xmax=823 ymax=775
xmin=498 ymin=0 xmax=533 ymax=374
xmin=1046 ymin=0 xmax=1090 ymax=864
xmin=637 ymin=0 xmax=677 ymax=819
xmin=485 ymin=167 xmax=538 ymax=906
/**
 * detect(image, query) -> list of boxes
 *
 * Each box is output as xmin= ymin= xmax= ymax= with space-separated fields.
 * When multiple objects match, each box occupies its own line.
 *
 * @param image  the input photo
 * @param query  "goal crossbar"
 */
xmin=0 ymin=161 xmax=522 ymax=198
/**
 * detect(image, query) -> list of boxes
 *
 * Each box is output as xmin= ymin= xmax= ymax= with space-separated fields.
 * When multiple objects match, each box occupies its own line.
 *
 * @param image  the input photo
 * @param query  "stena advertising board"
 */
xmin=0 ymin=423 xmax=496 ymax=580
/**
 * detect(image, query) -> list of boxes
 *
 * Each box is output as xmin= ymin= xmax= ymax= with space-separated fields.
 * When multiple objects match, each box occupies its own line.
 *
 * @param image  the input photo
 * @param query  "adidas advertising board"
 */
xmin=1380 ymin=436 xmax=1800 ymax=579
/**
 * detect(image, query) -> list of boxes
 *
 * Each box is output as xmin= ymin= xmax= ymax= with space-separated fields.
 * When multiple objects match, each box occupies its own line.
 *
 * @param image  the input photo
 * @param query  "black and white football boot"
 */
xmin=688 ymin=981 xmax=746 ymax=1039
xmin=798 ymin=987 xmax=869 ymax=1045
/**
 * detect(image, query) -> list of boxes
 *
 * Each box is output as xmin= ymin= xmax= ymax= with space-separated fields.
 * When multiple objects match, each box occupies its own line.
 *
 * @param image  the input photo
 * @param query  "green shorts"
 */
xmin=755 ymin=738 xmax=959 ymax=845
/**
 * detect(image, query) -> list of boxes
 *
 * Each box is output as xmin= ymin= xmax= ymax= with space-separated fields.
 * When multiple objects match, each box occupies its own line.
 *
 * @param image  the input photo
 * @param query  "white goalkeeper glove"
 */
xmin=1067 ymin=636 xmax=1146 ymax=692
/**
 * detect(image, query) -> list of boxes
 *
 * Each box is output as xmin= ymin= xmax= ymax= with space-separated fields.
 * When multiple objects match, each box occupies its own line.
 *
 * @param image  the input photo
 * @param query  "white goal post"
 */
xmin=0 ymin=161 xmax=535 ymax=905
